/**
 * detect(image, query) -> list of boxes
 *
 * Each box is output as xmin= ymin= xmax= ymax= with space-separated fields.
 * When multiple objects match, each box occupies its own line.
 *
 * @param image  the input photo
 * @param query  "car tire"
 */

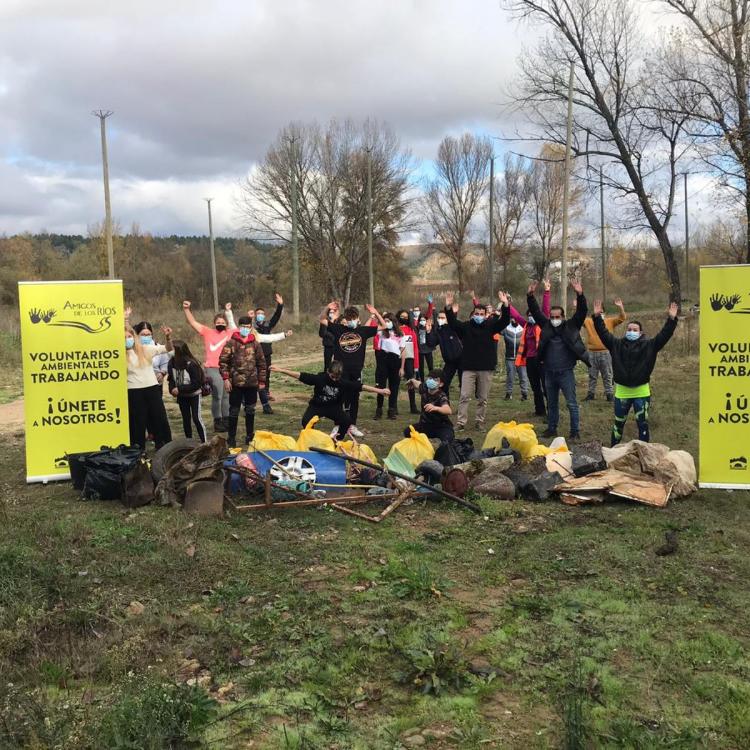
xmin=151 ymin=438 xmax=202 ymax=482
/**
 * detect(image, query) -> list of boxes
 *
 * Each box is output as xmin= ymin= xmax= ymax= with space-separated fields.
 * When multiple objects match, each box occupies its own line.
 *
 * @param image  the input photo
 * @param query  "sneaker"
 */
xmin=606 ymin=394 xmax=614 ymax=402
xmin=542 ymin=428 xmax=558 ymax=438
xmin=584 ymin=394 xmax=595 ymax=402
xmin=521 ymin=394 xmax=528 ymax=401
xmin=387 ymin=410 xmax=397 ymax=420
xmin=263 ymin=404 xmax=274 ymax=415
xmin=349 ymin=425 xmax=365 ymax=438
xmin=374 ymin=407 xmax=383 ymax=420
xmin=568 ymin=431 xmax=580 ymax=441
xmin=330 ymin=425 xmax=340 ymax=439
xmin=504 ymin=394 xmax=512 ymax=400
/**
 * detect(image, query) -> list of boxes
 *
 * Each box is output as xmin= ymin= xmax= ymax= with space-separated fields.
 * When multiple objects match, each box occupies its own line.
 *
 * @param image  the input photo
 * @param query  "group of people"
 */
xmin=123 ymin=278 xmax=679 ymax=452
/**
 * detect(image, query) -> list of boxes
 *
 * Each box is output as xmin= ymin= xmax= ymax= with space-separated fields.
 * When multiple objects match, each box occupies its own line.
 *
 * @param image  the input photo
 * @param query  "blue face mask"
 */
xmin=472 ymin=315 xmax=485 ymax=325
xmin=255 ymin=313 xmax=265 ymax=323
xmin=625 ymin=330 xmax=641 ymax=341
xmin=125 ymin=338 xmax=135 ymax=350
xmin=239 ymin=327 xmax=252 ymax=338
xmin=346 ymin=319 xmax=359 ymax=328
xmin=425 ymin=378 xmax=439 ymax=391
xmin=140 ymin=335 xmax=153 ymax=346
xmin=527 ymin=316 xmax=535 ymax=325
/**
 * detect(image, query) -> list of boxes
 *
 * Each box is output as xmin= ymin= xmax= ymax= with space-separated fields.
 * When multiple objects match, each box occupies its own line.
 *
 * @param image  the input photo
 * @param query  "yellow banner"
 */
xmin=19 ymin=280 xmax=129 ymax=483
xmin=699 ymin=265 xmax=750 ymax=488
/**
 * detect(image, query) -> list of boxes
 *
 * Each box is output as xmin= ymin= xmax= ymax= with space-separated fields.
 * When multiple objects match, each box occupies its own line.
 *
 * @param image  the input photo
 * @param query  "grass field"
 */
xmin=2 ymin=312 xmax=750 ymax=749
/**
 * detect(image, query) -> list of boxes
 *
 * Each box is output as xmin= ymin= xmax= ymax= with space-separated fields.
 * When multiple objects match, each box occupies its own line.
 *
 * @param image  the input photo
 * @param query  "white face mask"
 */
xmin=551 ymin=318 xmax=563 ymax=328
xmin=437 ymin=318 xmax=447 ymax=327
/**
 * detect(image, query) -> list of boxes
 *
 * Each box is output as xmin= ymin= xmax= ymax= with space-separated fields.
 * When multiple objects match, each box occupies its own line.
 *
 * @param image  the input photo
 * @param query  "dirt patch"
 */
xmin=0 ymin=398 xmax=24 ymax=436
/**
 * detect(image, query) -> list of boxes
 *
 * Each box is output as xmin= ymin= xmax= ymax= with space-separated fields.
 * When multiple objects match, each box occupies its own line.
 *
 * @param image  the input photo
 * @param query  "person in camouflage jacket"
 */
xmin=219 ymin=316 xmax=267 ymax=447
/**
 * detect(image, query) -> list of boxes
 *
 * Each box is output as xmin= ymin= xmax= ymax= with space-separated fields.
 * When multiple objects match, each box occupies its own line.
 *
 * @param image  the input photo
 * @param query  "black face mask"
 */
xmin=215 ymin=324 xmax=226 ymax=332
xmin=399 ymin=317 xmax=408 ymax=324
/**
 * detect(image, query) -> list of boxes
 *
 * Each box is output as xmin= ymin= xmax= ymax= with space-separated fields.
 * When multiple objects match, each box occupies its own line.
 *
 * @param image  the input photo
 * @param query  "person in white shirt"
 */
xmin=374 ymin=313 xmax=407 ymax=420
xmin=126 ymin=324 xmax=173 ymax=450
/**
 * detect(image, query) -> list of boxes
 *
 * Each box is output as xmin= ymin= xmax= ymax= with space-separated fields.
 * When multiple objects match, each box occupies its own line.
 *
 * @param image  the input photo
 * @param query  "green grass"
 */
xmin=1 ymin=315 xmax=749 ymax=748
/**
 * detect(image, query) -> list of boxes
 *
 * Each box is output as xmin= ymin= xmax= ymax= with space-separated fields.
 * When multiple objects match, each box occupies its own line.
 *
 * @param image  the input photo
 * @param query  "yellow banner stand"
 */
xmin=18 ymin=280 xmax=129 ymax=483
xmin=699 ymin=265 xmax=750 ymax=488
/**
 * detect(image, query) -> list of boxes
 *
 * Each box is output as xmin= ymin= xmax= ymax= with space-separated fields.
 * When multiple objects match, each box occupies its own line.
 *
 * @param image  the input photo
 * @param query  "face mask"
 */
xmin=625 ymin=330 xmax=641 ymax=341
xmin=399 ymin=317 xmax=408 ymax=324
xmin=419 ymin=319 xmax=426 ymax=327
xmin=328 ymin=311 xmax=336 ymax=320
xmin=125 ymin=338 xmax=135 ymax=350
xmin=412 ymin=311 xmax=420 ymax=318
xmin=425 ymin=378 xmax=439 ymax=391
xmin=215 ymin=324 xmax=226 ymax=332
xmin=437 ymin=318 xmax=447 ymax=327
xmin=239 ymin=326 xmax=252 ymax=338
xmin=385 ymin=320 xmax=394 ymax=330
xmin=256 ymin=313 xmax=266 ymax=323
xmin=472 ymin=315 xmax=485 ymax=325
xmin=550 ymin=319 xmax=563 ymax=328
xmin=140 ymin=335 xmax=153 ymax=345
xmin=347 ymin=319 xmax=359 ymax=328
xmin=527 ymin=316 xmax=535 ymax=325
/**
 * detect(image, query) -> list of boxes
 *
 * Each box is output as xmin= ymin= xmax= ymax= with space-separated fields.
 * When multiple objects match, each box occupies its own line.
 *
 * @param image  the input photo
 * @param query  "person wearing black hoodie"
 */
xmin=167 ymin=340 xmax=207 ymax=442
xmin=252 ymin=292 xmax=284 ymax=414
xmin=527 ymin=279 xmax=590 ymax=441
xmin=425 ymin=307 xmax=463 ymax=399
xmin=445 ymin=290 xmax=510 ymax=430
xmin=593 ymin=299 xmax=678 ymax=446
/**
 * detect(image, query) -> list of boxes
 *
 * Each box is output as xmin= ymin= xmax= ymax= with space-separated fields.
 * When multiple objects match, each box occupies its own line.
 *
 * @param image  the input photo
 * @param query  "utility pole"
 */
xmin=205 ymin=198 xmax=219 ymax=311
xmin=366 ymin=145 xmax=374 ymax=306
xmin=560 ymin=62 xmax=575 ymax=310
xmin=600 ymin=166 xmax=606 ymax=302
xmin=683 ymin=172 xmax=689 ymax=301
xmin=488 ymin=155 xmax=495 ymax=299
xmin=286 ymin=135 xmax=300 ymax=324
xmin=92 ymin=110 xmax=114 ymax=279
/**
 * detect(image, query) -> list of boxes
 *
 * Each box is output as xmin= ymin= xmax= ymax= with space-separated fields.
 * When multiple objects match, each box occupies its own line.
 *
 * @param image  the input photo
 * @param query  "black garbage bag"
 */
xmin=435 ymin=438 xmax=474 ymax=467
xmin=82 ymin=445 xmax=143 ymax=501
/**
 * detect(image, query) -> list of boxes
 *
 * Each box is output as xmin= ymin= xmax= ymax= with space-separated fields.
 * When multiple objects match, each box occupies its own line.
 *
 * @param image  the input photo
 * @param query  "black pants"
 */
xmin=227 ymin=386 xmax=258 ymax=444
xmin=405 ymin=421 xmax=454 ymax=443
xmin=301 ymin=403 xmax=351 ymax=440
xmin=376 ymin=351 xmax=401 ymax=413
xmin=526 ymin=356 xmax=547 ymax=416
xmin=258 ymin=353 xmax=272 ymax=406
xmin=323 ymin=346 xmax=334 ymax=371
xmin=342 ymin=367 xmax=362 ymax=425
xmin=403 ymin=358 xmax=418 ymax=412
xmin=442 ymin=359 xmax=462 ymax=400
xmin=177 ymin=394 xmax=206 ymax=442
xmin=418 ymin=351 xmax=434 ymax=381
xmin=128 ymin=385 xmax=172 ymax=451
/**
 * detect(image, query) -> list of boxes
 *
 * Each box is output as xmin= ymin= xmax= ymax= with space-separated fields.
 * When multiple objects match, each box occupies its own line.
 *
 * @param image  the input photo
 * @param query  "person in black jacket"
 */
xmin=252 ymin=292 xmax=284 ymax=414
xmin=445 ymin=290 xmax=510 ymax=430
xmin=528 ymin=279 xmax=590 ymax=441
xmin=593 ymin=299 xmax=678 ymax=445
xmin=425 ymin=308 xmax=463 ymax=399
xmin=167 ymin=340 xmax=206 ymax=442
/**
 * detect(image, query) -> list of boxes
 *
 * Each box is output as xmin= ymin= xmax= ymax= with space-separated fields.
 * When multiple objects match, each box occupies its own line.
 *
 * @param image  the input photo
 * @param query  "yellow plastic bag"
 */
xmin=482 ymin=420 xmax=539 ymax=459
xmin=296 ymin=416 xmax=336 ymax=452
xmin=337 ymin=440 xmax=379 ymax=465
xmin=385 ymin=426 xmax=435 ymax=472
xmin=249 ymin=430 xmax=298 ymax=452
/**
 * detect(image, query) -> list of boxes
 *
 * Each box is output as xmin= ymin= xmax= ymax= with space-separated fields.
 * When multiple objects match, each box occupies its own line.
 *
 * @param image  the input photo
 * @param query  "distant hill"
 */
xmin=398 ymin=243 xmax=486 ymax=286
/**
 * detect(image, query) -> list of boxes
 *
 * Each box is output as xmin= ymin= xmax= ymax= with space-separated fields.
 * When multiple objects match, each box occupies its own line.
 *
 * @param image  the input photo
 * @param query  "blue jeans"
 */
xmin=545 ymin=368 xmax=579 ymax=433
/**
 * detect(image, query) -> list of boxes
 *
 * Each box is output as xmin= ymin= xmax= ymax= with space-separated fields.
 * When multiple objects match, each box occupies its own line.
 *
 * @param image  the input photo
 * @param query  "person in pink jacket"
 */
xmin=508 ymin=279 xmax=551 ymax=417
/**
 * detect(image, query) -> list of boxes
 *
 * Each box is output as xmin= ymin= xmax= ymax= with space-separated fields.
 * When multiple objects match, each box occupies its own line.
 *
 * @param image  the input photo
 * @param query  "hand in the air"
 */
xmin=274 ymin=293 xmax=283 ymax=305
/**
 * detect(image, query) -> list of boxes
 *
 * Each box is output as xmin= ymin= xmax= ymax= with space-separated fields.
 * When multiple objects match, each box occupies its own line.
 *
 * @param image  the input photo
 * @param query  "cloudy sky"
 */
xmin=0 ymin=0 xmax=533 ymax=237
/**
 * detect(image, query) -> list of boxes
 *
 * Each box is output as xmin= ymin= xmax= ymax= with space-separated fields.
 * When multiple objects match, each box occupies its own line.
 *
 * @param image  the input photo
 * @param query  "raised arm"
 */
xmin=426 ymin=293 xmax=435 ymax=320
xmin=444 ymin=292 xmax=465 ymax=333
xmin=592 ymin=300 xmax=615 ymax=350
xmin=365 ymin=303 xmax=386 ymax=330
xmin=182 ymin=301 xmax=206 ymax=335
xmin=224 ymin=303 xmax=237 ymax=331
xmin=494 ymin=291 xmax=511 ymax=331
xmin=612 ymin=297 xmax=626 ymax=326
xmin=542 ymin=279 xmax=551 ymax=317
xmin=570 ymin=281 xmax=587 ymax=328
xmin=526 ymin=282 xmax=547 ymax=327
xmin=255 ymin=331 xmax=290 ymax=344
xmin=652 ymin=303 xmax=678 ymax=352
xmin=268 ymin=294 xmax=284 ymax=329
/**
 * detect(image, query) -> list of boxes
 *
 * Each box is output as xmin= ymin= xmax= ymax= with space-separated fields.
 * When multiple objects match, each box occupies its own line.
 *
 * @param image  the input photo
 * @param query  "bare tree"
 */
xmin=505 ymin=0 xmax=693 ymax=303
xmin=657 ymin=0 xmax=750 ymax=262
xmin=237 ymin=119 xmax=413 ymax=304
xmin=423 ymin=133 xmax=493 ymax=291
xmin=487 ymin=152 xmax=532 ymax=281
